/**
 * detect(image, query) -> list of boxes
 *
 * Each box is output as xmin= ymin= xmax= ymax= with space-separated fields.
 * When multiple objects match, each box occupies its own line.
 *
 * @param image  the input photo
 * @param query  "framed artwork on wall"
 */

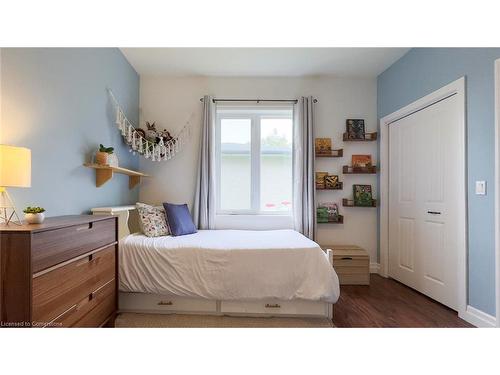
xmin=352 ymin=154 xmax=372 ymax=168
xmin=353 ymin=184 xmax=373 ymax=206
xmin=346 ymin=119 xmax=365 ymax=140
xmin=315 ymin=138 xmax=332 ymax=154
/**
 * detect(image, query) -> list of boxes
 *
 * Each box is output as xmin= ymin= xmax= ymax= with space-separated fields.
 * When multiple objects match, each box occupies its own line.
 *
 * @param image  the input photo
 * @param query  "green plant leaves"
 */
xmin=23 ymin=206 xmax=46 ymax=214
xmin=99 ymin=144 xmax=114 ymax=154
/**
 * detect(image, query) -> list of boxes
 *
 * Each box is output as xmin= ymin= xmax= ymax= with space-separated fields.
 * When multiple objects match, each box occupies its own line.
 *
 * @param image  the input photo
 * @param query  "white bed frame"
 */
xmin=91 ymin=206 xmax=334 ymax=319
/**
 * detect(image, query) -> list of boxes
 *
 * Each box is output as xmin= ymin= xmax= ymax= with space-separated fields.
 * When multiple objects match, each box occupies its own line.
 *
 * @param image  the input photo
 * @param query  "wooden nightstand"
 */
xmin=320 ymin=245 xmax=370 ymax=285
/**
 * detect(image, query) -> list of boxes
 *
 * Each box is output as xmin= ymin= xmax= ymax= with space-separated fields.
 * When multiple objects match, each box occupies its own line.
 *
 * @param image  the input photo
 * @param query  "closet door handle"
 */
xmin=427 ymin=211 xmax=441 ymax=215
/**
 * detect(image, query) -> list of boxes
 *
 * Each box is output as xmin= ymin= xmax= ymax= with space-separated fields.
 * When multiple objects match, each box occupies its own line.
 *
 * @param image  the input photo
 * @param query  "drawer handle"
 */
xmin=90 ymin=279 xmax=115 ymax=299
xmin=45 ymin=304 xmax=78 ymax=327
xmin=265 ymin=303 xmax=281 ymax=308
xmin=75 ymin=254 xmax=96 ymax=267
xmin=341 ymin=257 xmax=353 ymax=260
xmin=158 ymin=301 xmax=173 ymax=306
xmin=75 ymin=223 xmax=93 ymax=231
xmin=427 ymin=211 xmax=441 ymax=215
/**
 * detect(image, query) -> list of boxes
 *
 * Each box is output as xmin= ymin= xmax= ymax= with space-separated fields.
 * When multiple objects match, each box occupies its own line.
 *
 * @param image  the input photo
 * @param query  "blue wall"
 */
xmin=378 ymin=48 xmax=500 ymax=316
xmin=0 ymin=48 xmax=140 ymax=216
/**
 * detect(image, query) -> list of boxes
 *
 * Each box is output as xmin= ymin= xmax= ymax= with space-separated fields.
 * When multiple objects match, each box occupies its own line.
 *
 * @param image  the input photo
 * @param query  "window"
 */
xmin=216 ymin=106 xmax=294 ymax=215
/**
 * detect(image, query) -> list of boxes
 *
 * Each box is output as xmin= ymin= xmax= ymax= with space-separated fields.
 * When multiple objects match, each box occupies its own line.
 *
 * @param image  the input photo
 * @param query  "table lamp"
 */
xmin=0 ymin=145 xmax=31 ymax=225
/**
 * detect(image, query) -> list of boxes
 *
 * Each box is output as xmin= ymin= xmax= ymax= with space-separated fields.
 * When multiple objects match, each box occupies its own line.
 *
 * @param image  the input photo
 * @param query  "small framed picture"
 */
xmin=352 ymin=155 xmax=372 ymax=168
xmin=346 ymin=119 xmax=365 ymax=140
xmin=327 ymin=203 xmax=339 ymax=219
xmin=315 ymin=138 xmax=332 ymax=154
xmin=318 ymin=202 xmax=340 ymax=222
xmin=325 ymin=175 xmax=339 ymax=189
xmin=353 ymin=184 xmax=373 ymax=206
xmin=316 ymin=206 xmax=329 ymax=223
xmin=316 ymin=172 xmax=328 ymax=189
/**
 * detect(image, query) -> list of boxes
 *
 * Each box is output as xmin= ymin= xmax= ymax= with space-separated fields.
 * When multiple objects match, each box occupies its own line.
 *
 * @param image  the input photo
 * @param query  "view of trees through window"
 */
xmin=260 ymin=118 xmax=292 ymax=212
xmin=218 ymin=110 xmax=293 ymax=214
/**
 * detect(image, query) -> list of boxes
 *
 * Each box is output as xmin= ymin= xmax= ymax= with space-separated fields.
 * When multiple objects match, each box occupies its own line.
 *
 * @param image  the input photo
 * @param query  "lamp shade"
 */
xmin=0 ymin=145 xmax=31 ymax=187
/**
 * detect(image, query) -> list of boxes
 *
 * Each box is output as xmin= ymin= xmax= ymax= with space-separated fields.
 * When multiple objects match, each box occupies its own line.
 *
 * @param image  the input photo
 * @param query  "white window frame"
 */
xmin=215 ymin=106 xmax=294 ymax=216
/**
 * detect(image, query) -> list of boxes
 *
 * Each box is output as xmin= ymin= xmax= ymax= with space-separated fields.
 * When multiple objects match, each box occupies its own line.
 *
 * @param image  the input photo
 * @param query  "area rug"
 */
xmin=115 ymin=313 xmax=334 ymax=328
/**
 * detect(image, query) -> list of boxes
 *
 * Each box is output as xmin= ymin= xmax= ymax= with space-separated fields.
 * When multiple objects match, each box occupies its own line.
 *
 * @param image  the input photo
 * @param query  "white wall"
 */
xmin=139 ymin=76 xmax=378 ymax=262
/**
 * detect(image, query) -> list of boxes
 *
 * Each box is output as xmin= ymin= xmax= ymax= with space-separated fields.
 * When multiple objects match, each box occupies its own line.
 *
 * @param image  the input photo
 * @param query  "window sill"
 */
xmin=216 ymin=213 xmax=292 ymax=217
xmin=214 ymin=214 xmax=294 ymax=230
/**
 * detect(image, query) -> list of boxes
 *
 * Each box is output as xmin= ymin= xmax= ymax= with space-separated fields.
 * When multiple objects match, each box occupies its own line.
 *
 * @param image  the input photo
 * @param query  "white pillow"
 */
xmin=136 ymin=202 xmax=170 ymax=237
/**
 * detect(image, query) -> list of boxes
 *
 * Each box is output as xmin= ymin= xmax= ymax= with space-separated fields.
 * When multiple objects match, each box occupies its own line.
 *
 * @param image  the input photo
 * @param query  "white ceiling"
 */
xmin=120 ymin=48 xmax=409 ymax=78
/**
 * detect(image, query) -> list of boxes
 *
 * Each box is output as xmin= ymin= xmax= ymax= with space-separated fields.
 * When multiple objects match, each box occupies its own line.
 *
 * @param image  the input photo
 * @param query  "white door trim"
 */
xmin=379 ymin=77 xmax=467 ymax=319
xmin=494 ymin=59 xmax=500 ymax=327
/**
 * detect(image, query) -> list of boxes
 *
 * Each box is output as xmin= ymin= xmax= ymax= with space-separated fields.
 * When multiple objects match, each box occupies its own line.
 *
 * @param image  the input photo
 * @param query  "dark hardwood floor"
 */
xmin=333 ymin=274 xmax=473 ymax=328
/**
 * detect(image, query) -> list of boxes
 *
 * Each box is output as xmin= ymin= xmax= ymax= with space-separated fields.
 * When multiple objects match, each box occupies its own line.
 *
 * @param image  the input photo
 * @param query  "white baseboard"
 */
xmin=370 ymin=262 xmax=380 ymax=274
xmin=460 ymin=305 xmax=497 ymax=328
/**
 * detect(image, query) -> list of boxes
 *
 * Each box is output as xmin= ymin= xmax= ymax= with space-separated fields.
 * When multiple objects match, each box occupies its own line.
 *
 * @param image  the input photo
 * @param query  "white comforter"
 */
xmin=119 ymin=229 xmax=340 ymax=303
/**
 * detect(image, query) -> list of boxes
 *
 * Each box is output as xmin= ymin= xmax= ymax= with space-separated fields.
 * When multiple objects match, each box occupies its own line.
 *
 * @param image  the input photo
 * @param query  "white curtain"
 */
xmin=293 ymin=96 xmax=316 ymax=240
xmin=193 ymin=95 xmax=216 ymax=229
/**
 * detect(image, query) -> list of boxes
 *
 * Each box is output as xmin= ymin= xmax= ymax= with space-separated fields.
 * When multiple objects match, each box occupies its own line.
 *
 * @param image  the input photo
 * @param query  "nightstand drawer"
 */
xmin=335 ymin=265 xmax=370 ymax=274
xmin=337 ymin=273 xmax=370 ymax=285
xmin=332 ymin=257 xmax=369 ymax=268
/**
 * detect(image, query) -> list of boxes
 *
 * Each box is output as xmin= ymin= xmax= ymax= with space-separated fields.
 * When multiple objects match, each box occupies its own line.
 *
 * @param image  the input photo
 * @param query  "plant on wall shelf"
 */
xmin=96 ymin=144 xmax=119 ymax=167
xmin=99 ymin=144 xmax=114 ymax=154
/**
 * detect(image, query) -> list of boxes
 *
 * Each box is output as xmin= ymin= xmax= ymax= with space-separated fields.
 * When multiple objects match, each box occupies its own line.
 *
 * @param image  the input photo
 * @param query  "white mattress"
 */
xmin=119 ymin=229 xmax=340 ymax=303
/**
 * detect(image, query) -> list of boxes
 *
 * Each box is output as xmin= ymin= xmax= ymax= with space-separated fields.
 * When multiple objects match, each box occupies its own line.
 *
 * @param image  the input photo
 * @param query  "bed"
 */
xmin=92 ymin=206 xmax=340 ymax=319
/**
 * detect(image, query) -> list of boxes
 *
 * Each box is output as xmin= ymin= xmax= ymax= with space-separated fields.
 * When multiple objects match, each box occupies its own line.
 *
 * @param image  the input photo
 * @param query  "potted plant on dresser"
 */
xmin=23 ymin=206 xmax=46 ymax=224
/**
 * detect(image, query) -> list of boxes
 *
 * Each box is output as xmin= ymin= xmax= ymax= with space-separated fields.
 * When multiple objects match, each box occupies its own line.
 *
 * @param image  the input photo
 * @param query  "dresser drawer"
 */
xmin=74 ymin=284 xmax=116 ymax=327
xmin=32 ymin=245 xmax=116 ymax=325
xmin=32 ymin=218 xmax=116 ymax=272
xmin=42 ymin=279 xmax=116 ymax=328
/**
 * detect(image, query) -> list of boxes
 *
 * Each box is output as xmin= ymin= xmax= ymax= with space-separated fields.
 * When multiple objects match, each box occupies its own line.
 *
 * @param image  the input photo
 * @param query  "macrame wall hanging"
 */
xmin=108 ymin=88 xmax=192 ymax=162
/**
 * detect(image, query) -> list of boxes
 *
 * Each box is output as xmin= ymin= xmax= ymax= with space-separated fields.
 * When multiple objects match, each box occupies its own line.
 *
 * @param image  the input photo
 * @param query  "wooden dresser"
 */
xmin=0 ymin=215 xmax=118 ymax=328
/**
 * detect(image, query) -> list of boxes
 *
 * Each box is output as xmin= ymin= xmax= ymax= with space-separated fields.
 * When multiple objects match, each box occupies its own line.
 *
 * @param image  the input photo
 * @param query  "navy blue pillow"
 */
xmin=162 ymin=203 xmax=197 ymax=236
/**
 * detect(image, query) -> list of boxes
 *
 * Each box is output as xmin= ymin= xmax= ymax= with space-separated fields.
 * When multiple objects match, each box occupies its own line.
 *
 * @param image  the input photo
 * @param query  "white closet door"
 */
xmin=389 ymin=94 xmax=461 ymax=310
xmin=389 ymin=114 xmax=419 ymax=289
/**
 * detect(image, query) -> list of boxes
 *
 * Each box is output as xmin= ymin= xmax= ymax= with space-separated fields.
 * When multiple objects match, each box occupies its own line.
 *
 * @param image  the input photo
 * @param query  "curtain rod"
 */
xmin=199 ymin=98 xmax=318 ymax=104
